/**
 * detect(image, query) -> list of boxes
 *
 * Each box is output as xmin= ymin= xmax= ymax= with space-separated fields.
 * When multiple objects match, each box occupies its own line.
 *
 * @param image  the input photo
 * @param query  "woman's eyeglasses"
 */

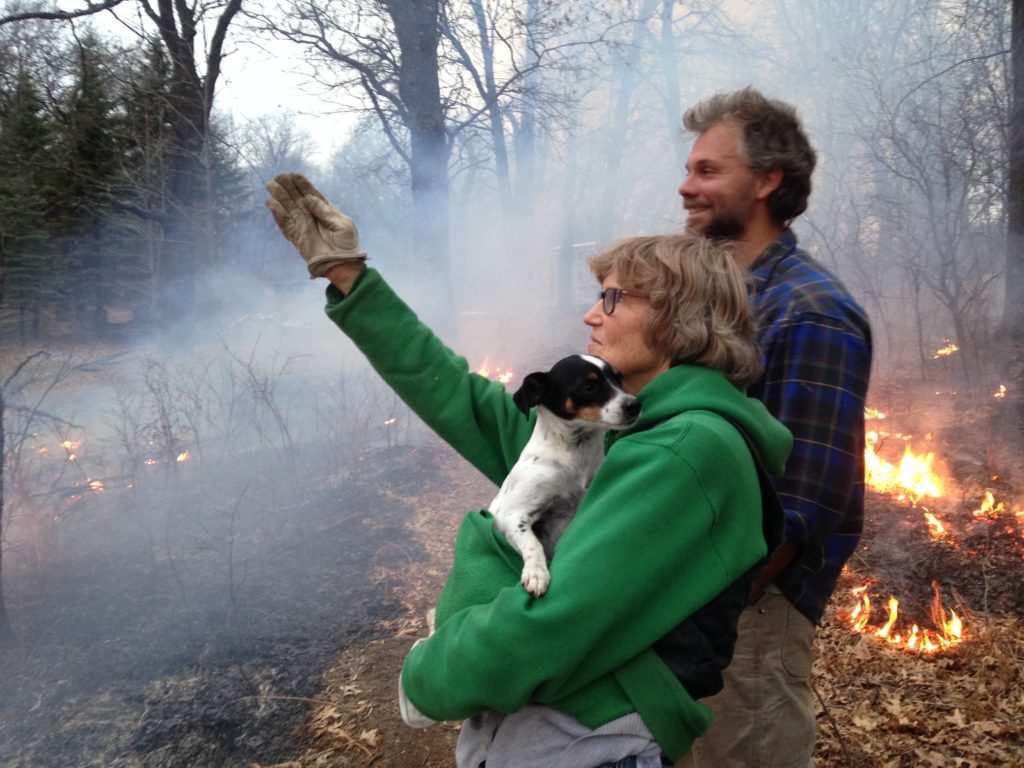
xmin=599 ymin=287 xmax=650 ymax=315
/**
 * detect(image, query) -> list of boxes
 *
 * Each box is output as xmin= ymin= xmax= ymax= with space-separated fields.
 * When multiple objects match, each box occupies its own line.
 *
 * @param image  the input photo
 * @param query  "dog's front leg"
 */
xmin=491 ymin=462 xmax=560 ymax=597
xmin=504 ymin=521 xmax=551 ymax=597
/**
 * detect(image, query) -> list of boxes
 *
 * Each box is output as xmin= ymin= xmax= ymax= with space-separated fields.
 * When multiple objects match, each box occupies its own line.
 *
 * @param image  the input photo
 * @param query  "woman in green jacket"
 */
xmin=266 ymin=173 xmax=792 ymax=768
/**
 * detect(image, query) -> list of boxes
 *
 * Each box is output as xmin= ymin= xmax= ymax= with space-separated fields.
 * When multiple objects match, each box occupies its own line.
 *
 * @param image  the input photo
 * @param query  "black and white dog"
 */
xmin=491 ymin=354 xmax=641 ymax=597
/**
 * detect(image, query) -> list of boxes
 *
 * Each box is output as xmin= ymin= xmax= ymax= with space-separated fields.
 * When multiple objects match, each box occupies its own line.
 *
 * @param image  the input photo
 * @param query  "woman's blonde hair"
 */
xmin=589 ymin=233 xmax=762 ymax=388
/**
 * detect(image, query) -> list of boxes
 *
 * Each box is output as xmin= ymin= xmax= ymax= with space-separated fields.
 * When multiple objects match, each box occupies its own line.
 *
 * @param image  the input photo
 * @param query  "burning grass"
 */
xmin=814 ymin=574 xmax=1024 ymax=767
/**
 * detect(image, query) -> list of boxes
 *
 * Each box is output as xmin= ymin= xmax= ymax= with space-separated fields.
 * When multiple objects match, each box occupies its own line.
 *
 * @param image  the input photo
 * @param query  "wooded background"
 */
xmin=0 ymin=1 xmax=1018 ymax=376
xmin=2 ymin=3 xmax=1024 ymax=761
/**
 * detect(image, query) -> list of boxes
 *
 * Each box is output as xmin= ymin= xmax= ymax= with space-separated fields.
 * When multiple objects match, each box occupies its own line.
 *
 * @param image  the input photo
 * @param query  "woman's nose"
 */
xmin=583 ymin=301 xmax=602 ymax=326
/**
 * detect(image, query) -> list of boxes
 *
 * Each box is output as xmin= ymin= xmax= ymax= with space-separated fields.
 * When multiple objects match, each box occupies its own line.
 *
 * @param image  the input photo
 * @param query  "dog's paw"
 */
xmin=521 ymin=564 xmax=551 ymax=597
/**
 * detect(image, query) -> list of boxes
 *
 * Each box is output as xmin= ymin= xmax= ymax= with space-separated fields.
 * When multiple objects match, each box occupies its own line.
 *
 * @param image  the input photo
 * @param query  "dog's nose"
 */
xmin=624 ymin=399 xmax=642 ymax=419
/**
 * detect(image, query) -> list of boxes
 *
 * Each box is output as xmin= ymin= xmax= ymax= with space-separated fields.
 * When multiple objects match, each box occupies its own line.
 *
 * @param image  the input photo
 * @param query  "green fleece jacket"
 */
xmin=324 ymin=268 xmax=792 ymax=760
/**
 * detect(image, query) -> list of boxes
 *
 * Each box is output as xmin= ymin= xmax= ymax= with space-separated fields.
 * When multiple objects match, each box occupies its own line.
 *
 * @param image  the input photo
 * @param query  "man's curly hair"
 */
xmin=683 ymin=87 xmax=817 ymax=228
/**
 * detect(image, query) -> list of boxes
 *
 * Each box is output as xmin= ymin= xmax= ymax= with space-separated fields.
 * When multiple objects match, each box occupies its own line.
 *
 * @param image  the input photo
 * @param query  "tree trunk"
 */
xmin=512 ymin=0 xmax=540 ymax=216
xmin=597 ymin=0 xmax=658 ymax=244
xmin=383 ymin=0 xmax=453 ymax=315
xmin=558 ymin=128 xmax=580 ymax=312
xmin=1006 ymin=0 xmax=1024 ymax=438
xmin=469 ymin=0 xmax=512 ymax=212
xmin=145 ymin=0 xmax=242 ymax=329
xmin=0 ymin=388 xmax=12 ymax=646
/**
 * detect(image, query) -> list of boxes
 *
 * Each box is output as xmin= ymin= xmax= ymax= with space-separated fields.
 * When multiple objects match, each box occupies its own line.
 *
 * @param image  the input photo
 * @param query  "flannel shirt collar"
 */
xmin=748 ymin=229 xmax=798 ymax=290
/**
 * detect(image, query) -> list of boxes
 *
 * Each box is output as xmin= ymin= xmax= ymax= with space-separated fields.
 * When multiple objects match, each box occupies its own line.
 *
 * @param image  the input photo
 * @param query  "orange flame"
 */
xmin=476 ymin=357 xmax=515 ymax=385
xmin=864 ymin=431 xmax=944 ymax=502
xmin=973 ymin=491 xmax=1004 ymax=518
xmin=61 ymin=440 xmax=79 ymax=461
xmin=847 ymin=582 xmax=964 ymax=653
xmin=923 ymin=510 xmax=945 ymax=538
xmin=932 ymin=341 xmax=959 ymax=358
xmin=176 ymin=451 xmax=191 ymax=463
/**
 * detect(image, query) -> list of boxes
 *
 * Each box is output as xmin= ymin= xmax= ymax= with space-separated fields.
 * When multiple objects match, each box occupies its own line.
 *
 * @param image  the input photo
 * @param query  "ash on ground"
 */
xmin=0 ymin=445 xmax=447 ymax=767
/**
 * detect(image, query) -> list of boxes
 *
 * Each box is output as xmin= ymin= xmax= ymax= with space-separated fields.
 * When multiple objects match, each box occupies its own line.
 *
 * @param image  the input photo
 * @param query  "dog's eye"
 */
xmin=580 ymin=381 xmax=599 ymax=395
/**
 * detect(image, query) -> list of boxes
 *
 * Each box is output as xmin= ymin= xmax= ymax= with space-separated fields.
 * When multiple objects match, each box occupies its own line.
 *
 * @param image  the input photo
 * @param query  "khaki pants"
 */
xmin=678 ymin=591 xmax=816 ymax=768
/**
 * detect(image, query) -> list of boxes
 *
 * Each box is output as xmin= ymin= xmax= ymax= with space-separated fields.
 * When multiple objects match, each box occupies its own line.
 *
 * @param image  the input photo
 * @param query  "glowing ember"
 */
xmin=476 ymin=357 xmax=515 ymax=385
xmin=973 ymin=491 xmax=1004 ymax=518
xmin=864 ymin=407 xmax=886 ymax=420
xmin=144 ymin=458 xmax=158 ymax=466
xmin=384 ymin=417 xmax=397 ymax=426
xmin=88 ymin=479 xmax=104 ymax=492
xmin=846 ymin=582 xmax=964 ymax=653
xmin=923 ymin=510 xmax=945 ymax=538
xmin=993 ymin=384 xmax=1006 ymax=399
xmin=932 ymin=341 xmax=959 ymax=358
xmin=176 ymin=451 xmax=191 ymax=463
xmin=864 ymin=431 xmax=944 ymax=502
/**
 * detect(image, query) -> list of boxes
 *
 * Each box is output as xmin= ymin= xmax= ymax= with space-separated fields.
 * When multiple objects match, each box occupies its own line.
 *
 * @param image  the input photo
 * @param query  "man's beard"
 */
xmin=701 ymin=214 xmax=746 ymax=241
xmin=686 ymin=192 xmax=754 ymax=241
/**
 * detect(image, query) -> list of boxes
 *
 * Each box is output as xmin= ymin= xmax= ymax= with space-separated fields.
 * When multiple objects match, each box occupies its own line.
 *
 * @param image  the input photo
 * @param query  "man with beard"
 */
xmin=676 ymin=88 xmax=872 ymax=768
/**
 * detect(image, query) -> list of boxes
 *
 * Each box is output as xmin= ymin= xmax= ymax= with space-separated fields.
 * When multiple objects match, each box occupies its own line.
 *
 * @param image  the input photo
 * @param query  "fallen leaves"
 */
xmin=814 ymin=573 xmax=1023 ymax=767
xmin=276 ymin=439 xmax=1024 ymax=767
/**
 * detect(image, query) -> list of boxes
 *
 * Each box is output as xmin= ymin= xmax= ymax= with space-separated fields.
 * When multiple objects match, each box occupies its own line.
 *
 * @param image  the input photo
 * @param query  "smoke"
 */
xmin=1 ymin=0 xmax=1014 ymax=763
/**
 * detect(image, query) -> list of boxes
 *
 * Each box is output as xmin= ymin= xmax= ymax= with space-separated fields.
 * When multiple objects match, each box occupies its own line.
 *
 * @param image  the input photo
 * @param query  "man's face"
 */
xmin=678 ymin=121 xmax=761 ymax=240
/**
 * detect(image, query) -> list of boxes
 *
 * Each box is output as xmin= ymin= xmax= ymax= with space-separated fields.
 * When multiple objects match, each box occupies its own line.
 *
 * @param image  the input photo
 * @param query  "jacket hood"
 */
xmin=611 ymin=364 xmax=791 ymax=476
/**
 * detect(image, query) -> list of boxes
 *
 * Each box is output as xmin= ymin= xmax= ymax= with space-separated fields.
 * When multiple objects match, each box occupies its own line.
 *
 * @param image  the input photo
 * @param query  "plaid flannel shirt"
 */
xmin=747 ymin=230 xmax=872 ymax=624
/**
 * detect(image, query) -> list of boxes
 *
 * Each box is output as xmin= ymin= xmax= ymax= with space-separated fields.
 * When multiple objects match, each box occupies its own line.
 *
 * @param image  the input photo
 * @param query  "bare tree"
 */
xmin=814 ymin=0 xmax=1012 ymax=386
xmin=439 ymin=0 xmax=608 ymax=216
xmin=254 ymin=0 xmax=452 ymax=307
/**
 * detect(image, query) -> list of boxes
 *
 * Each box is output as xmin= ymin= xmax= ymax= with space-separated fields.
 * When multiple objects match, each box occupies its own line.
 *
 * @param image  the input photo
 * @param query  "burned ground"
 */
xmin=0 ymin=444 xmax=449 ymax=767
xmin=267 ymin=384 xmax=1024 ymax=768
xmin=1 ymin=378 xmax=1022 ymax=768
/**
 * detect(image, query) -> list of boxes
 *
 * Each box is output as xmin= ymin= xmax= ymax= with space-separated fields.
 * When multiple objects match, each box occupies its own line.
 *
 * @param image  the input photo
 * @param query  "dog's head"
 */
xmin=512 ymin=354 xmax=641 ymax=429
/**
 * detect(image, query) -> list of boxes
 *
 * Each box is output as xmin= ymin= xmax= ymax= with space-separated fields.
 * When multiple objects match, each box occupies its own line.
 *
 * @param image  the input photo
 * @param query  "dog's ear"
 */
xmin=512 ymin=372 xmax=547 ymax=417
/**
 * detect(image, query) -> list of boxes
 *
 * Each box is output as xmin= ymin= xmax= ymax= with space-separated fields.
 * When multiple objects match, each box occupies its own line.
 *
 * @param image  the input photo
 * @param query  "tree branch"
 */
xmin=0 ymin=0 xmax=126 ymax=26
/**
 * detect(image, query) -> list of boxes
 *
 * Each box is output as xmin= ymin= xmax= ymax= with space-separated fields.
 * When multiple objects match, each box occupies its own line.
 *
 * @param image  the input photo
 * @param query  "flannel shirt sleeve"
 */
xmin=753 ymin=312 xmax=870 ymax=546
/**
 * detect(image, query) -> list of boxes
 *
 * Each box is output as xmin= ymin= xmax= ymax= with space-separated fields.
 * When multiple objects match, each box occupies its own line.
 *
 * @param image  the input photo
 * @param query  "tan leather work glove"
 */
xmin=265 ymin=172 xmax=367 ymax=278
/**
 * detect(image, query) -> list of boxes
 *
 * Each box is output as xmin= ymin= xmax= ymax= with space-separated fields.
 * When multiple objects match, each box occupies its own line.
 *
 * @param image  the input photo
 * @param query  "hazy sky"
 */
xmin=216 ymin=35 xmax=354 ymax=163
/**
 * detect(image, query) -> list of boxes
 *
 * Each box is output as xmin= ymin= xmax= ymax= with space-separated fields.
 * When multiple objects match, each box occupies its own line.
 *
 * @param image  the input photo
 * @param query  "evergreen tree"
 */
xmin=53 ymin=33 xmax=125 ymax=338
xmin=0 ymin=70 xmax=60 ymax=343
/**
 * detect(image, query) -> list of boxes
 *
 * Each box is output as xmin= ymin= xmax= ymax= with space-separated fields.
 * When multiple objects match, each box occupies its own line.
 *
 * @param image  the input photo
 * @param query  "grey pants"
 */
xmin=459 ymin=705 xmax=665 ymax=768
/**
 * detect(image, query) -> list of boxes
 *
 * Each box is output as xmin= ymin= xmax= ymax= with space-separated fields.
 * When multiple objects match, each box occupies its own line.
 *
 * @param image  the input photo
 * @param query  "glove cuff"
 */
xmin=307 ymin=253 xmax=369 ymax=278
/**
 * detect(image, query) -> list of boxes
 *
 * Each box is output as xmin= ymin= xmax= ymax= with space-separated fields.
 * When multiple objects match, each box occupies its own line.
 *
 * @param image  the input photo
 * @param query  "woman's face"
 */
xmin=584 ymin=272 xmax=672 ymax=395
